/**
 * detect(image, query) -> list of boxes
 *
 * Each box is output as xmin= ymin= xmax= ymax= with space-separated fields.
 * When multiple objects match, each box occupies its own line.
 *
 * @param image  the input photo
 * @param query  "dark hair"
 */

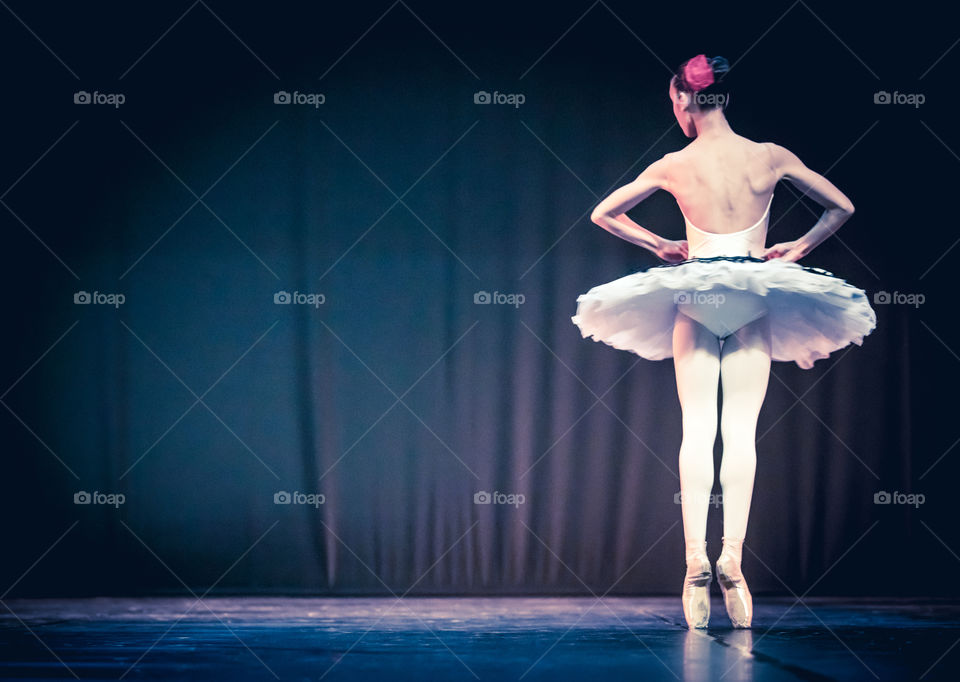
xmin=671 ymin=55 xmax=730 ymax=111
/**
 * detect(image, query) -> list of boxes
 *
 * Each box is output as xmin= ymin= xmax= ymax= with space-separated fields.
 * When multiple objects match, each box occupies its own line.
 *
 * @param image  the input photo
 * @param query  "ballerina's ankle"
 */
xmin=685 ymin=539 xmax=708 ymax=564
xmin=720 ymin=536 xmax=744 ymax=564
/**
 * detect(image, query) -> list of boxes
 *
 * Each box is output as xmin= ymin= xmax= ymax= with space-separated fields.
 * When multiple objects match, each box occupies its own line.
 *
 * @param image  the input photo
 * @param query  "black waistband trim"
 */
xmin=630 ymin=255 xmax=839 ymax=279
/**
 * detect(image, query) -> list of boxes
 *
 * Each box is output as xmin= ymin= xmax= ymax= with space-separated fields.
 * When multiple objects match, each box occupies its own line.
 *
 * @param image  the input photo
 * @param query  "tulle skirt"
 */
xmin=571 ymin=256 xmax=877 ymax=369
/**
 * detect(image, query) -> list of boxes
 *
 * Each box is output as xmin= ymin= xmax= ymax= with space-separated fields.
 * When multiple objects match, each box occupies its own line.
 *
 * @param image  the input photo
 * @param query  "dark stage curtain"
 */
xmin=1 ymin=0 xmax=956 ymax=597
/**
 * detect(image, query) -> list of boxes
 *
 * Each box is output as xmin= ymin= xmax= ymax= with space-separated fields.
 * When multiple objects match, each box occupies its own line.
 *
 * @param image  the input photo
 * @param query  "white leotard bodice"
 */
xmin=681 ymin=194 xmax=774 ymax=258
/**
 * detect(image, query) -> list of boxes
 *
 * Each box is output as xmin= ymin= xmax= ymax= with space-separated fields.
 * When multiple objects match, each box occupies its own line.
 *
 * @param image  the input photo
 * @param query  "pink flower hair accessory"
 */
xmin=683 ymin=54 xmax=715 ymax=92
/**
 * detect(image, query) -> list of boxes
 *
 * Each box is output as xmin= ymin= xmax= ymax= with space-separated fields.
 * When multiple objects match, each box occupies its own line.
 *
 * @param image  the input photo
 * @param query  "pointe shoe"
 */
xmin=682 ymin=540 xmax=712 ymax=629
xmin=715 ymin=536 xmax=752 ymax=628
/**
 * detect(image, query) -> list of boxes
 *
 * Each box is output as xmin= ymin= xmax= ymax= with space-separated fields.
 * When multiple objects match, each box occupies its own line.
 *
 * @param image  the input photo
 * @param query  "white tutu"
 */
xmin=571 ymin=255 xmax=877 ymax=370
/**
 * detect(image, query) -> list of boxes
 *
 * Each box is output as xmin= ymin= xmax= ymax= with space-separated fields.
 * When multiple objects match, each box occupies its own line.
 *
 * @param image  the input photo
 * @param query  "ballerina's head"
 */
xmin=669 ymin=54 xmax=731 ymax=138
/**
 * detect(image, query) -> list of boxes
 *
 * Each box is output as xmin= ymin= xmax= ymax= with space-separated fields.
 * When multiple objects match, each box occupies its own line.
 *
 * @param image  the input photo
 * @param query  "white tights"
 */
xmin=673 ymin=310 xmax=771 ymax=552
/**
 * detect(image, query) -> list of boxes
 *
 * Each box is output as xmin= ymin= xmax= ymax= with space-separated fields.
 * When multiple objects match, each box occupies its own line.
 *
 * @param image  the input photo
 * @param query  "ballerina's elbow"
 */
xmin=591 ymin=209 xmax=611 ymax=226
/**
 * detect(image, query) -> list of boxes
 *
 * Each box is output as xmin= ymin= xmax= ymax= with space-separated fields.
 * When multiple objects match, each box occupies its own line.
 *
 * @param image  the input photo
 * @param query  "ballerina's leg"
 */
xmin=715 ymin=315 xmax=771 ymax=628
xmin=672 ymin=310 xmax=721 ymax=545
xmin=673 ymin=310 xmax=721 ymax=628
xmin=718 ymin=315 xmax=771 ymax=541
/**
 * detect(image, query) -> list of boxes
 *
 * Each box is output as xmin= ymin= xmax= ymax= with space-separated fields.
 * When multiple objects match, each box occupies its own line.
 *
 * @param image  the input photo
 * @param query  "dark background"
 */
xmin=0 ymin=0 xmax=955 ymax=597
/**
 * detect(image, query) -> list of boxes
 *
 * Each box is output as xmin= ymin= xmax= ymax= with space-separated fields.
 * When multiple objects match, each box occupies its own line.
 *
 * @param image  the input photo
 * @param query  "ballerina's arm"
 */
xmin=590 ymin=156 xmax=687 ymax=261
xmin=763 ymin=143 xmax=856 ymax=262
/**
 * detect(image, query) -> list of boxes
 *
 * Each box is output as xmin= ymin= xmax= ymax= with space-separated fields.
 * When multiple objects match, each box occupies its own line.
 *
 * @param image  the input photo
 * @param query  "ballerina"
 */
xmin=571 ymin=54 xmax=876 ymax=629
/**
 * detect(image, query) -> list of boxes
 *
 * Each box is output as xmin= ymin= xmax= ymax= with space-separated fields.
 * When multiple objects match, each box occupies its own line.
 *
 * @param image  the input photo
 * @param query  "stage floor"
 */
xmin=1 ymin=596 xmax=958 ymax=680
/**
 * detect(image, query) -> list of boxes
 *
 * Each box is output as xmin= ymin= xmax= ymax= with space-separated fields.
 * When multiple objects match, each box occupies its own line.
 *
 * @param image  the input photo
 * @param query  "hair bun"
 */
xmin=672 ymin=54 xmax=732 ymax=109
xmin=708 ymin=56 xmax=730 ymax=80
